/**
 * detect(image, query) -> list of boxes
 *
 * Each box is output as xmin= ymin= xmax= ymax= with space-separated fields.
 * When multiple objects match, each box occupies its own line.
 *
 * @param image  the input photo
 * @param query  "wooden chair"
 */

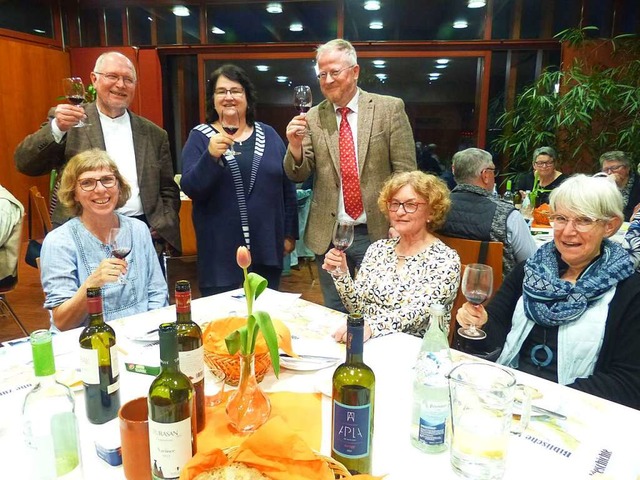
xmin=434 ymin=234 xmax=504 ymax=345
xmin=0 ymin=215 xmax=29 ymax=336
xmin=29 ymin=186 xmax=53 ymax=234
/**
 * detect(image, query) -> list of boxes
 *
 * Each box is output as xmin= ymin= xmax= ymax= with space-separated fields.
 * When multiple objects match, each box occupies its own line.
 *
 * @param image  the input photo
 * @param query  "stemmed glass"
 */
xmin=62 ymin=77 xmax=88 ymax=127
xmin=108 ymin=227 xmax=131 ymax=284
xmin=458 ymin=263 xmax=493 ymax=340
xmin=293 ymin=85 xmax=312 ymax=136
xmin=221 ymin=108 xmax=241 ymax=156
xmin=331 ymin=221 xmax=354 ymax=277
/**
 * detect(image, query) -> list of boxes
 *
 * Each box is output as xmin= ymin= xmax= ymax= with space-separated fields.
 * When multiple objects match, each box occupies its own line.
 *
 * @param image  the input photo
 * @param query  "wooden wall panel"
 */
xmin=0 ymin=37 xmax=69 ymax=232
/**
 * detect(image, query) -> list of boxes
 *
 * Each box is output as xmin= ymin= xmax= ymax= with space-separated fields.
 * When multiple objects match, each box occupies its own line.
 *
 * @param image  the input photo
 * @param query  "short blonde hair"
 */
xmin=549 ymin=174 xmax=623 ymax=221
xmin=378 ymin=171 xmax=451 ymax=231
xmin=58 ymin=149 xmax=131 ymax=216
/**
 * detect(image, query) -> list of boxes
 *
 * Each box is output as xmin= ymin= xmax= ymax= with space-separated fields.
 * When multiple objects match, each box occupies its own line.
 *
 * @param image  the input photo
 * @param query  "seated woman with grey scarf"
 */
xmin=457 ymin=174 xmax=640 ymax=409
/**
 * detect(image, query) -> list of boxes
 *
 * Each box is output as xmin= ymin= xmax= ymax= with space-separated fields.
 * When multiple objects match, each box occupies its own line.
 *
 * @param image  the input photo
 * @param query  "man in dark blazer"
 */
xmin=284 ymin=39 xmax=416 ymax=312
xmin=14 ymin=51 xmax=181 ymax=253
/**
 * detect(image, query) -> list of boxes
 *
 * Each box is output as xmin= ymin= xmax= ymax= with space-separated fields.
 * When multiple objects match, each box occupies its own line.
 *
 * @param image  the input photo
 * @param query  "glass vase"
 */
xmin=226 ymin=353 xmax=271 ymax=432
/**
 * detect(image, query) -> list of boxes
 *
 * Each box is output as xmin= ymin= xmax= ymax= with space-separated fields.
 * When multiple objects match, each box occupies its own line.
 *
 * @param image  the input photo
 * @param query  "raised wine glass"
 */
xmin=108 ymin=227 xmax=131 ymax=284
xmin=331 ymin=221 xmax=354 ymax=277
xmin=457 ymin=263 xmax=493 ymax=340
xmin=221 ymin=107 xmax=241 ymax=156
xmin=62 ymin=77 xmax=88 ymax=127
xmin=293 ymin=85 xmax=312 ymax=135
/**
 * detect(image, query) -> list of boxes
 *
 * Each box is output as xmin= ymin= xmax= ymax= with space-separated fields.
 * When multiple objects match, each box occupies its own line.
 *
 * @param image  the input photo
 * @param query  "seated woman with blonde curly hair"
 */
xmin=323 ymin=171 xmax=461 ymax=343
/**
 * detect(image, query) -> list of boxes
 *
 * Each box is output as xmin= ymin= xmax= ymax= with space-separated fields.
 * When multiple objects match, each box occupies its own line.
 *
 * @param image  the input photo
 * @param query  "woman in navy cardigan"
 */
xmin=181 ymin=64 xmax=298 ymax=295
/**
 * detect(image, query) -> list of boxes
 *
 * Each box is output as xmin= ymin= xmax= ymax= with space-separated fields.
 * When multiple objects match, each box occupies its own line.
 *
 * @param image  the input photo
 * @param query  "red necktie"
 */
xmin=338 ymin=107 xmax=364 ymax=220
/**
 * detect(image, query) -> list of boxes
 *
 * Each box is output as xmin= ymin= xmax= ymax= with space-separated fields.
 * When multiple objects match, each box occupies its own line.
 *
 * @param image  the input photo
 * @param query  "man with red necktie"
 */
xmin=284 ymin=39 xmax=416 ymax=312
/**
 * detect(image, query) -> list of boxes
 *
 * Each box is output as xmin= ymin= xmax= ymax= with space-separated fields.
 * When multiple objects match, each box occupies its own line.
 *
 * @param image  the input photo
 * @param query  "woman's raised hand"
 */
xmin=322 ymin=247 xmax=348 ymax=276
xmin=456 ymin=301 xmax=489 ymax=331
xmin=207 ymin=131 xmax=234 ymax=159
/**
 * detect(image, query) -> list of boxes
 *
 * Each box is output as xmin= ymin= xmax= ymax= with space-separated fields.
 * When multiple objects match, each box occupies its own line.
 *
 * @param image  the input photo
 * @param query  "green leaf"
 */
xmin=252 ymin=311 xmax=281 ymax=378
xmin=225 ymin=328 xmax=244 ymax=355
xmin=247 ymin=272 xmax=268 ymax=299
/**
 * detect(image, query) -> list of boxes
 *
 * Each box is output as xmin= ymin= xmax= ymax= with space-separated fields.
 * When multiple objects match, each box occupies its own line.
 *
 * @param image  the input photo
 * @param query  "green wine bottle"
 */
xmin=79 ymin=287 xmax=120 ymax=424
xmin=148 ymin=322 xmax=197 ymax=480
xmin=331 ymin=313 xmax=375 ymax=475
xmin=174 ymin=280 xmax=205 ymax=432
xmin=23 ymin=330 xmax=83 ymax=479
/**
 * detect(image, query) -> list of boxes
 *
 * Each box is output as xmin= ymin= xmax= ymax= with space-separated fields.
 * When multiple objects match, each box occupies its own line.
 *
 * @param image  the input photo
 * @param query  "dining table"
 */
xmin=1 ymin=288 xmax=638 ymax=479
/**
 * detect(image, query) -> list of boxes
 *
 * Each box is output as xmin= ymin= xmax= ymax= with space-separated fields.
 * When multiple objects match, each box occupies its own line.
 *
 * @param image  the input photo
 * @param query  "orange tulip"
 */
xmin=236 ymin=246 xmax=251 ymax=269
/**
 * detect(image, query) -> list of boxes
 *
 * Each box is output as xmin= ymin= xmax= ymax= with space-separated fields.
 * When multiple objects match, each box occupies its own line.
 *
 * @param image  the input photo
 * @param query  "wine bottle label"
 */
xmin=79 ymin=345 xmax=120 ymax=385
xmin=110 ymin=344 xmax=120 ymax=378
xmin=178 ymin=346 xmax=204 ymax=382
xmin=176 ymin=290 xmax=191 ymax=313
xmin=149 ymin=417 xmax=193 ymax=479
xmin=332 ymin=399 xmax=372 ymax=458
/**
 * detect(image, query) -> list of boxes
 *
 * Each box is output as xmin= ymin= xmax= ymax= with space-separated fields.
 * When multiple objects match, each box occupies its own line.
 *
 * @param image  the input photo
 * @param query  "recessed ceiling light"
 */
xmin=436 ymin=58 xmax=450 ymax=65
xmin=256 ymin=65 xmax=270 ymax=72
xmin=364 ymin=1 xmax=381 ymax=10
xmin=453 ymin=20 xmax=468 ymax=29
xmin=375 ymin=73 xmax=387 ymax=80
xmin=147 ymin=16 xmax=153 ymax=22
xmin=277 ymin=76 xmax=288 ymax=83
xmin=369 ymin=21 xmax=384 ymax=30
xmin=210 ymin=26 xmax=225 ymax=35
xmin=435 ymin=64 xmax=447 ymax=69
xmin=172 ymin=6 xmax=190 ymax=17
xmin=467 ymin=0 xmax=486 ymax=7
xmin=429 ymin=73 xmax=441 ymax=78
xmin=289 ymin=23 xmax=303 ymax=32
xmin=266 ymin=3 xmax=283 ymax=14
xmin=372 ymin=60 xmax=386 ymax=68
xmin=33 ymin=28 xmax=46 ymax=34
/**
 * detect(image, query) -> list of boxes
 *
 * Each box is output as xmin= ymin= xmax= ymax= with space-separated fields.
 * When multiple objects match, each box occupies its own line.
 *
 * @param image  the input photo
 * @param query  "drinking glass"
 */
xmin=293 ymin=85 xmax=312 ymax=135
xmin=108 ymin=227 xmax=131 ymax=284
xmin=62 ymin=77 xmax=88 ymax=127
xmin=331 ymin=221 xmax=354 ymax=276
xmin=458 ymin=263 xmax=493 ymax=340
xmin=221 ymin=108 xmax=241 ymax=156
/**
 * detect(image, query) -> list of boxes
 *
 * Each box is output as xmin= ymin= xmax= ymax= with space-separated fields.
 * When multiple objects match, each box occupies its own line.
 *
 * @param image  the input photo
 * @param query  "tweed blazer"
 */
xmin=14 ymin=103 xmax=181 ymax=251
xmin=284 ymin=89 xmax=416 ymax=255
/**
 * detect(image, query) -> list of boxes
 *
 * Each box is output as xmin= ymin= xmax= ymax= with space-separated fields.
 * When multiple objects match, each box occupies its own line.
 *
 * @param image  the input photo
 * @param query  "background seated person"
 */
xmin=324 ymin=171 xmax=460 ymax=343
xmin=599 ymin=150 xmax=640 ymax=221
xmin=515 ymin=146 xmax=567 ymax=205
xmin=41 ymin=149 xmax=168 ymax=331
xmin=457 ymin=174 xmax=640 ymax=409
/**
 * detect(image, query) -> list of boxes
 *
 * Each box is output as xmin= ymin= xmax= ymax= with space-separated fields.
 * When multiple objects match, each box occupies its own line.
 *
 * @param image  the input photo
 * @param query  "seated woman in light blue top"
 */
xmin=40 ymin=148 xmax=168 ymax=331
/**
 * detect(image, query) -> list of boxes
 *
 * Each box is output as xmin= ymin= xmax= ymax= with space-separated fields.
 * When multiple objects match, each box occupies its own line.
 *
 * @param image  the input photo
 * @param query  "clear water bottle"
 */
xmin=502 ymin=179 xmax=514 ymax=204
xmin=521 ymin=190 xmax=533 ymax=226
xmin=410 ymin=303 xmax=452 ymax=454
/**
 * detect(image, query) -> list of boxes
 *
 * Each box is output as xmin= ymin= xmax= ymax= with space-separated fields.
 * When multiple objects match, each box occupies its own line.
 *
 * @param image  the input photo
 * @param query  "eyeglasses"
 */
xmin=214 ymin=88 xmax=245 ymax=98
xmin=482 ymin=167 xmax=499 ymax=176
xmin=534 ymin=161 xmax=554 ymax=167
xmin=94 ymin=71 xmax=136 ymax=87
xmin=602 ymin=164 xmax=626 ymax=174
xmin=387 ymin=201 xmax=426 ymax=214
xmin=78 ymin=175 xmax=118 ymax=192
xmin=317 ymin=64 xmax=356 ymax=81
xmin=548 ymin=214 xmax=604 ymax=232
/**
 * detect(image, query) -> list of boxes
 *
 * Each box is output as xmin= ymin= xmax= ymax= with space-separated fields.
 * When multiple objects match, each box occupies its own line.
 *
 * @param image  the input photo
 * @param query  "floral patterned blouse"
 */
xmin=333 ymin=237 xmax=461 ymax=338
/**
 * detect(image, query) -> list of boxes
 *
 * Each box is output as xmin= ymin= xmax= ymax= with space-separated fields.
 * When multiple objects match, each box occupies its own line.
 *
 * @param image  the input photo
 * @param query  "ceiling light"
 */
xmin=210 ymin=26 xmax=225 ymax=35
xmin=435 ymin=64 xmax=447 ymax=69
xmin=33 ymin=28 xmax=46 ymax=34
xmin=372 ymin=60 xmax=386 ymax=68
xmin=147 ymin=16 xmax=153 ymax=22
xmin=375 ymin=73 xmax=387 ymax=80
xmin=453 ymin=20 xmax=468 ymax=29
xmin=436 ymin=58 xmax=450 ymax=65
xmin=364 ymin=1 xmax=381 ymax=10
xmin=369 ymin=21 xmax=383 ymax=30
xmin=467 ymin=0 xmax=486 ymax=7
xmin=276 ymin=76 xmax=288 ymax=83
xmin=266 ymin=3 xmax=283 ymax=14
xmin=289 ymin=23 xmax=303 ymax=32
xmin=172 ymin=6 xmax=190 ymax=17
xmin=256 ymin=65 xmax=270 ymax=72
xmin=429 ymin=73 xmax=441 ymax=78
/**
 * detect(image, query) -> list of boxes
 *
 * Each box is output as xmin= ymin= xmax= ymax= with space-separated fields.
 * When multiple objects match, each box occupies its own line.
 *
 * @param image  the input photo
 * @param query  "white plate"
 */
xmin=126 ymin=329 xmax=159 ymax=343
xmin=280 ymin=356 xmax=339 ymax=372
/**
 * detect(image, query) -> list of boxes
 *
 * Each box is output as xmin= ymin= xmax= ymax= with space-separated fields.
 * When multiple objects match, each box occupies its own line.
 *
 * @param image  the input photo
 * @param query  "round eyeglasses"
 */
xmin=78 ymin=175 xmax=118 ymax=192
xmin=548 ymin=214 xmax=604 ymax=232
xmin=387 ymin=201 xmax=426 ymax=214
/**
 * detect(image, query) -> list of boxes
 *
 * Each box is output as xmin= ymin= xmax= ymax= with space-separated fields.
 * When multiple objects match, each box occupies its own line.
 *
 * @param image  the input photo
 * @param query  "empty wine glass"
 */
xmin=458 ymin=263 xmax=493 ymax=340
xmin=221 ymin=107 xmax=241 ymax=156
xmin=293 ymin=85 xmax=312 ymax=136
xmin=62 ymin=77 xmax=88 ymax=127
xmin=108 ymin=227 xmax=131 ymax=284
xmin=331 ymin=221 xmax=354 ymax=276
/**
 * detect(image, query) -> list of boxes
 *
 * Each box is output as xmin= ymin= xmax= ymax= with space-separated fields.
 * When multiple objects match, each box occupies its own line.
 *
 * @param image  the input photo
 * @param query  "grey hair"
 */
xmin=532 ymin=146 xmax=557 ymax=162
xmin=316 ymin=39 xmax=358 ymax=66
xmin=93 ymin=51 xmax=137 ymax=80
xmin=452 ymin=148 xmax=494 ymax=183
xmin=549 ymin=174 xmax=623 ymax=221
xmin=599 ymin=151 xmax=630 ymax=168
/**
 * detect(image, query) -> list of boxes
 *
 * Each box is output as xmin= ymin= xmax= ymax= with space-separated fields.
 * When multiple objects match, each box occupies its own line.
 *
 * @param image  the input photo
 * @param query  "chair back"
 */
xmin=29 ymin=186 xmax=53 ymax=234
xmin=179 ymin=198 xmax=197 ymax=256
xmin=434 ymin=233 xmax=503 ymax=345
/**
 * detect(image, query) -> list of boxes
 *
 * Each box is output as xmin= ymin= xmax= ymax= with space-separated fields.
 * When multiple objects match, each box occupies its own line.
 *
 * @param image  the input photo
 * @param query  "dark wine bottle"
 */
xmin=174 ymin=280 xmax=205 ymax=432
xmin=148 ymin=323 xmax=196 ymax=480
xmin=331 ymin=313 xmax=375 ymax=475
xmin=79 ymin=287 xmax=120 ymax=424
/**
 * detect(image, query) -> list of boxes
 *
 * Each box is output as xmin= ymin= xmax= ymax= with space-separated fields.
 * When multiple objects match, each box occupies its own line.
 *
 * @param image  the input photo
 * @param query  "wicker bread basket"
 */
xmin=204 ymin=349 xmax=271 ymax=386
xmin=222 ymin=446 xmax=351 ymax=478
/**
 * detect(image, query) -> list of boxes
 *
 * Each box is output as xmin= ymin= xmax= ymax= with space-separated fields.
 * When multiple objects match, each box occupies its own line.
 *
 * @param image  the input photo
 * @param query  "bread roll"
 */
xmin=193 ymin=463 xmax=267 ymax=480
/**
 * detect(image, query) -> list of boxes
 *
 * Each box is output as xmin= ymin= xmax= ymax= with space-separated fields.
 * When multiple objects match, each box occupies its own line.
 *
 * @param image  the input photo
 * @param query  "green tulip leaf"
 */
xmin=252 ymin=311 xmax=280 ymax=378
xmin=247 ymin=272 xmax=268 ymax=299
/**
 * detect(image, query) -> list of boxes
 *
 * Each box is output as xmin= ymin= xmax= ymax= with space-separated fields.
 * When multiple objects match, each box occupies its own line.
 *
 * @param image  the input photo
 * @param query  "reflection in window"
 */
xmin=128 ymin=7 xmax=153 ymax=46
xmin=0 ymin=1 xmax=54 ymax=38
xmin=105 ymin=8 xmax=123 ymax=46
xmin=493 ymin=0 xmax=581 ymax=39
xmin=79 ymin=9 xmax=101 ymax=47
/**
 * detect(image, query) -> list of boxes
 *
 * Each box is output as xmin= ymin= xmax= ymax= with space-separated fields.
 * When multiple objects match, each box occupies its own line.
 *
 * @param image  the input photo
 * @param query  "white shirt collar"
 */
xmin=333 ymin=89 xmax=360 ymax=115
xmin=97 ymin=106 xmax=130 ymax=124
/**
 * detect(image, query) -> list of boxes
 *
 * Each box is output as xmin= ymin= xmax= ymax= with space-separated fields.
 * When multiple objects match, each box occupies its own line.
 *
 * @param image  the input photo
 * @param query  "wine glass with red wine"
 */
xmin=293 ymin=85 xmax=312 ymax=136
xmin=62 ymin=77 xmax=88 ymax=128
xmin=108 ymin=227 xmax=131 ymax=284
xmin=220 ymin=108 xmax=241 ymax=156
xmin=458 ymin=263 xmax=493 ymax=340
xmin=331 ymin=221 xmax=354 ymax=276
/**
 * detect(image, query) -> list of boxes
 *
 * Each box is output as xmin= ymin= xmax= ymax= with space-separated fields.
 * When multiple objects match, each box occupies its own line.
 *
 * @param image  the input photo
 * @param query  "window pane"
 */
xmin=181 ymin=6 xmax=201 ymax=44
xmin=206 ymin=1 xmax=336 ymax=44
xmin=0 ymin=0 xmax=54 ymax=38
xmin=493 ymin=0 xmax=582 ymax=39
xmin=156 ymin=7 xmax=178 ymax=45
xmin=345 ymin=0 xmax=485 ymax=41
xmin=79 ymin=8 xmax=101 ymax=47
xmin=128 ymin=7 xmax=152 ymax=46
xmin=105 ymin=8 xmax=123 ymax=46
